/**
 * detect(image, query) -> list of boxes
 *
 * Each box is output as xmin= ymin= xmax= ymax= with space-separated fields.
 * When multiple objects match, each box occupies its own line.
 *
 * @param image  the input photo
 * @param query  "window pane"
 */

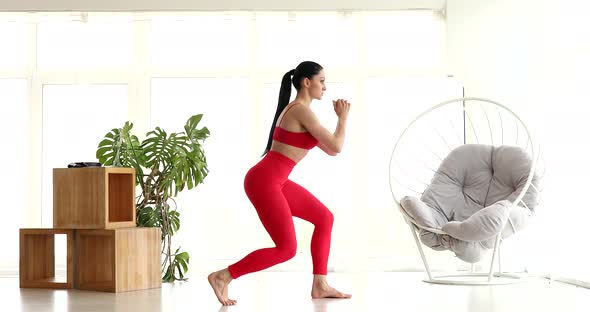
xmin=366 ymin=76 xmax=463 ymax=212
xmin=150 ymin=14 xmax=251 ymax=69
xmin=256 ymin=12 xmax=359 ymax=68
xmin=0 ymin=79 xmax=28 ymax=268
xmin=364 ymin=76 xmax=463 ymax=268
xmin=42 ymin=84 xmax=128 ymax=226
xmin=151 ymin=77 xmax=255 ymax=259
xmin=364 ymin=11 xmax=446 ymax=70
xmin=0 ymin=18 xmax=28 ymax=69
xmin=37 ymin=14 xmax=134 ymax=70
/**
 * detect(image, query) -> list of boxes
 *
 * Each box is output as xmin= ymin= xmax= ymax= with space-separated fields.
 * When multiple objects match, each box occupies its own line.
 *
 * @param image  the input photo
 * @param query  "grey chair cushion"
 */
xmin=442 ymin=200 xmax=510 ymax=242
xmin=400 ymin=196 xmax=447 ymax=230
xmin=398 ymin=144 xmax=540 ymax=263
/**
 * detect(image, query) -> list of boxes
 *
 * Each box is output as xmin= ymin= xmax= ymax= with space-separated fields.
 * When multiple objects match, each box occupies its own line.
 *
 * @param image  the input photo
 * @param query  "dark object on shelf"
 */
xmin=67 ymin=162 xmax=103 ymax=168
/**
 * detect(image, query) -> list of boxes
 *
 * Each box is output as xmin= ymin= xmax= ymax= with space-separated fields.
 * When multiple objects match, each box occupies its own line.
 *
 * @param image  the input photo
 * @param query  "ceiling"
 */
xmin=0 ymin=0 xmax=446 ymax=12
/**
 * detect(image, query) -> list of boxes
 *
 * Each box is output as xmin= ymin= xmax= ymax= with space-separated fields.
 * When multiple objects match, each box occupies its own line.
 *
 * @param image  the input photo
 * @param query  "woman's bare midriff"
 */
xmin=270 ymin=141 xmax=310 ymax=163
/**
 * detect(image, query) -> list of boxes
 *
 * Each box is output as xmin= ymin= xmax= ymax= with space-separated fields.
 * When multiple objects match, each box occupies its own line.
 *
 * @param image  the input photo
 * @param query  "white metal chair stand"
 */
xmin=408 ymin=222 xmax=524 ymax=285
xmin=389 ymin=97 xmax=541 ymax=286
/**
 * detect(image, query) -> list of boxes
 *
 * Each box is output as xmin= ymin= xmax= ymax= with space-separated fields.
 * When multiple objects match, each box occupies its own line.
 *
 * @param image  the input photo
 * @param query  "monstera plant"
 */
xmin=96 ymin=114 xmax=209 ymax=282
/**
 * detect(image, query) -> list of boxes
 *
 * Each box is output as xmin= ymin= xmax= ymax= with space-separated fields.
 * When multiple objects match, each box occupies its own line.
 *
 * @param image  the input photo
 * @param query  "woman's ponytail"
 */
xmin=263 ymin=70 xmax=294 ymax=156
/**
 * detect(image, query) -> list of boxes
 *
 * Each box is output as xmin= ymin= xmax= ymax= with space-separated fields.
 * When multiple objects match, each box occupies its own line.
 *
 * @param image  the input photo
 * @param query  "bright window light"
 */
xmin=364 ymin=11 xmax=446 ymax=70
xmin=0 ymin=19 xmax=28 ymax=69
xmin=150 ymin=14 xmax=251 ymax=69
xmin=37 ymin=14 xmax=134 ymax=70
xmin=255 ymin=12 xmax=359 ymax=69
xmin=0 ymin=79 xmax=28 ymax=269
xmin=150 ymin=77 xmax=255 ymax=258
xmin=366 ymin=77 xmax=463 ymax=212
xmin=41 ymin=84 xmax=128 ymax=226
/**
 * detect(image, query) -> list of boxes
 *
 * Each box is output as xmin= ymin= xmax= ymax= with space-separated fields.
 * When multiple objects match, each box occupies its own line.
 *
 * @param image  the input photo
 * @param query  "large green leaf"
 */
xmin=143 ymin=128 xmax=190 ymax=175
xmin=167 ymin=209 xmax=180 ymax=236
xmin=182 ymin=115 xmax=210 ymax=190
xmin=175 ymin=251 xmax=190 ymax=279
xmin=137 ymin=206 xmax=160 ymax=228
xmin=95 ymin=122 xmax=144 ymax=186
xmin=144 ymin=118 xmax=209 ymax=197
xmin=185 ymin=114 xmax=210 ymax=141
xmin=162 ymin=248 xmax=190 ymax=282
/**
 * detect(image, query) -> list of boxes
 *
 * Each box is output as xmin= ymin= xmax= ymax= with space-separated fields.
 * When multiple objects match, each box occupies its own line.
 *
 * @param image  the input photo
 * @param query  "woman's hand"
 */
xmin=332 ymin=99 xmax=351 ymax=119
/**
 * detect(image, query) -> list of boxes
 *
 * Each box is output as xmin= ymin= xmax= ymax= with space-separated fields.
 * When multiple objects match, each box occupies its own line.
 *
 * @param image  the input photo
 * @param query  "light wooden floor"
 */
xmin=4 ymin=272 xmax=589 ymax=312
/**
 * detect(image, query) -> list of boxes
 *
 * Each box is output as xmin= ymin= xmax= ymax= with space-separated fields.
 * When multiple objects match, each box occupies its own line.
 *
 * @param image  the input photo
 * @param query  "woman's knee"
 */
xmin=276 ymin=243 xmax=297 ymax=260
xmin=320 ymin=209 xmax=334 ymax=228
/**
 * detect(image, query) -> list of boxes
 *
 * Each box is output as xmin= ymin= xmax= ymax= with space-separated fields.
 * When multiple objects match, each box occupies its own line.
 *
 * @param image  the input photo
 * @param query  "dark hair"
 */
xmin=263 ymin=61 xmax=324 ymax=156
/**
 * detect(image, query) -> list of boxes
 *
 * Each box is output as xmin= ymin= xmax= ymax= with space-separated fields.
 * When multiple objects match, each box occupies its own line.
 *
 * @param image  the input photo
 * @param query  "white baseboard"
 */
xmin=544 ymin=275 xmax=590 ymax=289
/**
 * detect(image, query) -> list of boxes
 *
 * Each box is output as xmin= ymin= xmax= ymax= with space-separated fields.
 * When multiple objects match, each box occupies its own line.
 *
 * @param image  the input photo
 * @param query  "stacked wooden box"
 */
xmin=20 ymin=167 xmax=162 ymax=292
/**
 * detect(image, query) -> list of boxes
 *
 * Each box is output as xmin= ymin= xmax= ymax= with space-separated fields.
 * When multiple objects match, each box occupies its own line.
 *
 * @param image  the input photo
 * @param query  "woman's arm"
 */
xmin=298 ymin=99 xmax=350 ymax=155
xmin=317 ymin=142 xmax=338 ymax=156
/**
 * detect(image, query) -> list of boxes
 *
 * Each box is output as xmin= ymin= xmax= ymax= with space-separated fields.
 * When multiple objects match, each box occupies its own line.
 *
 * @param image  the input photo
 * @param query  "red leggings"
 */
xmin=228 ymin=151 xmax=334 ymax=279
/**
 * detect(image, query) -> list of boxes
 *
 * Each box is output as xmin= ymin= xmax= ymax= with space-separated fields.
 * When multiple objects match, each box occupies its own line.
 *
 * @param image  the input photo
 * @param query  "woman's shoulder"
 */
xmin=287 ymin=101 xmax=312 ymax=113
xmin=281 ymin=102 xmax=316 ymax=128
xmin=288 ymin=101 xmax=305 ymax=108
xmin=282 ymin=101 xmax=306 ymax=117
xmin=288 ymin=103 xmax=319 ymax=126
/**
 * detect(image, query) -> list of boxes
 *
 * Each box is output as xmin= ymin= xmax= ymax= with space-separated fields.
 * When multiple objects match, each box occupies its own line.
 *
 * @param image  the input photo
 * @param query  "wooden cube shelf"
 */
xmin=75 ymin=227 xmax=161 ymax=292
xmin=19 ymin=229 xmax=74 ymax=289
xmin=53 ymin=167 xmax=136 ymax=229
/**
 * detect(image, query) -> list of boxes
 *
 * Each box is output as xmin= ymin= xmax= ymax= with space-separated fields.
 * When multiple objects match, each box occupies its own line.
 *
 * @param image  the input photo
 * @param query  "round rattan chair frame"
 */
xmin=389 ymin=97 xmax=539 ymax=285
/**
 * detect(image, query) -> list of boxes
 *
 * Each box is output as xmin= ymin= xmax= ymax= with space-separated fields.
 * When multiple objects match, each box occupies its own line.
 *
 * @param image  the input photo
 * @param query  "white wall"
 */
xmin=447 ymin=0 xmax=590 ymax=280
xmin=0 ymin=0 xmax=444 ymax=12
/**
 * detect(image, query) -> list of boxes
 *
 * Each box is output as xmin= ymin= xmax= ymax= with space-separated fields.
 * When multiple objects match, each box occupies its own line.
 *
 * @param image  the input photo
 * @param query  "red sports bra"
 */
xmin=272 ymin=104 xmax=318 ymax=150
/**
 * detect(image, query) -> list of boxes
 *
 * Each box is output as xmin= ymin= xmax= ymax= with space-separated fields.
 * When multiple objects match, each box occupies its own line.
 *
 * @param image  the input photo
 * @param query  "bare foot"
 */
xmin=311 ymin=275 xmax=352 ymax=299
xmin=208 ymin=269 xmax=237 ymax=306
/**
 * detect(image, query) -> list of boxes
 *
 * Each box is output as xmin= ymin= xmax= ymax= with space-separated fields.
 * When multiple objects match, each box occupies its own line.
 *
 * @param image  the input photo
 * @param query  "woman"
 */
xmin=208 ymin=61 xmax=351 ymax=306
